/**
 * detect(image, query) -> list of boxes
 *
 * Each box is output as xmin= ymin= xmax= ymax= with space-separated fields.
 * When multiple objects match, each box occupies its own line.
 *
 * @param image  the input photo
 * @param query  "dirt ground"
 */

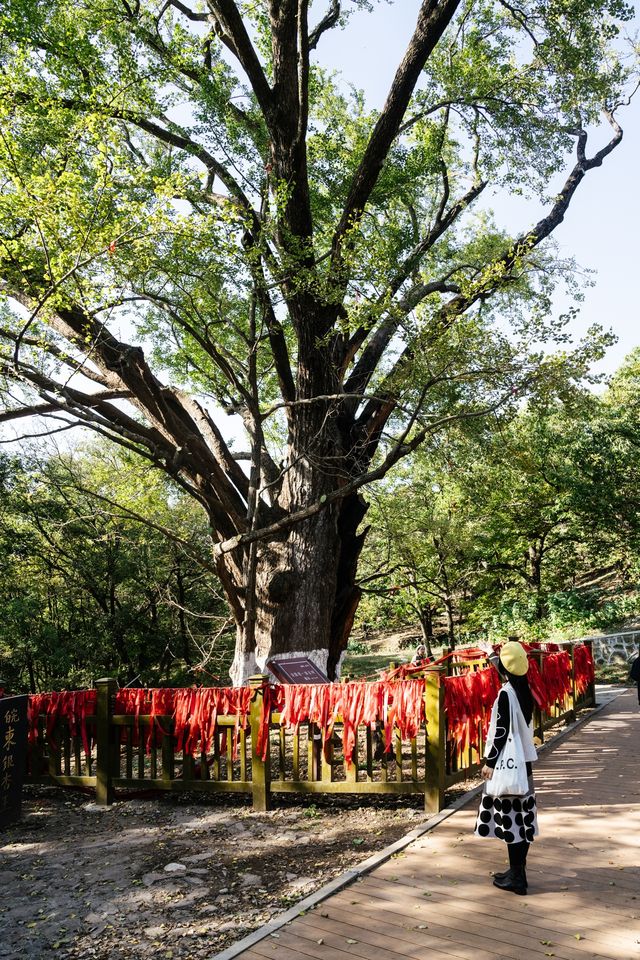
xmin=0 ymin=784 xmax=473 ymax=960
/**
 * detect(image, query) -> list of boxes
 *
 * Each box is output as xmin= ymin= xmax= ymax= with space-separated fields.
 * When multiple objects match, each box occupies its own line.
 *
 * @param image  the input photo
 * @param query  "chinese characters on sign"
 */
xmin=0 ymin=695 xmax=28 ymax=829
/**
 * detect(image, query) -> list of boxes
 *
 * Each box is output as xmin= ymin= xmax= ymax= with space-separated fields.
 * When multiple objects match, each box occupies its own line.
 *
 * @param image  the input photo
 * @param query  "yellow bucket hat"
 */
xmin=499 ymin=640 xmax=529 ymax=676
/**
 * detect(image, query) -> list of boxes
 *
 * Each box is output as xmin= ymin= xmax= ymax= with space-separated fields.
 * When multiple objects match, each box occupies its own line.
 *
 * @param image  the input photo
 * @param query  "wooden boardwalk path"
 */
xmin=233 ymin=689 xmax=640 ymax=960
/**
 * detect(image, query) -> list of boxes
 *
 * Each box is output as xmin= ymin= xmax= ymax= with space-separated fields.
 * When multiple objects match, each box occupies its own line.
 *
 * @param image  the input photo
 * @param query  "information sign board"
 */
xmin=266 ymin=657 xmax=330 ymax=684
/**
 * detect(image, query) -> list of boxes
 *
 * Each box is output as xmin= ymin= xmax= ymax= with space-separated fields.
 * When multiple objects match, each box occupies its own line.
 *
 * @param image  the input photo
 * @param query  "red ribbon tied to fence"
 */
xmin=27 ymin=690 xmax=97 ymax=757
xmin=272 ymin=679 xmax=427 ymax=767
xmin=25 ymin=643 xmax=594 ymax=772
xmin=573 ymin=643 xmax=595 ymax=696
xmin=443 ymin=667 xmax=501 ymax=753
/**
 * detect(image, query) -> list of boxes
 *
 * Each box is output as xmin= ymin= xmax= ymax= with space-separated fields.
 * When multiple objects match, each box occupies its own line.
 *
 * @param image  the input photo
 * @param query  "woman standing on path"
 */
xmin=475 ymin=640 xmax=538 ymax=896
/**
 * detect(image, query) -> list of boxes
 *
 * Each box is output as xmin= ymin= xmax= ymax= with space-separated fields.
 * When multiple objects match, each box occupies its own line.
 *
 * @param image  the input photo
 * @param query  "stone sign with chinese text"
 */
xmin=266 ymin=657 xmax=330 ymax=684
xmin=0 ymin=695 xmax=28 ymax=829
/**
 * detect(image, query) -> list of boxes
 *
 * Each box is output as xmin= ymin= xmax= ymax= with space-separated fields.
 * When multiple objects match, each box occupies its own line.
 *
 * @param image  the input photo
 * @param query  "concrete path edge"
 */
xmin=211 ymin=685 xmax=629 ymax=960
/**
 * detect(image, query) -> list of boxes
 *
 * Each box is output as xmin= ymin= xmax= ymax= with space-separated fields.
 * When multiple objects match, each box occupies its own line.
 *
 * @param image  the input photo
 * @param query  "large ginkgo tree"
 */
xmin=0 ymin=0 xmax=634 ymax=682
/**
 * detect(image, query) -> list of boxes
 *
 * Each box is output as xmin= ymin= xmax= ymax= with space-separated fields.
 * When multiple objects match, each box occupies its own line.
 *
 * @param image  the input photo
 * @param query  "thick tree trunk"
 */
xmin=528 ymin=542 xmax=545 ymax=620
xmin=228 ymin=483 xmax=368 ymax=685
xmin=229 ymin=502 xmax=367 ymax=685
xmin=418 ymin=606 xmax=434 ymax=658
xmin=444 ymin=597 xmax=456 ymax=649
xmin=26 ymin=653 xmax=37 ymax=694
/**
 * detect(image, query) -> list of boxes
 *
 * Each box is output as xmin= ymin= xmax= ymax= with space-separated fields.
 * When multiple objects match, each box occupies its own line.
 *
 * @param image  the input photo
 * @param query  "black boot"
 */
xmin=493 ymin=866 xmax=527 ymax=895
xmin=494 ymin=841 xmax=529 ymax=887
xmin=500 ymin=864 xmax=528 ymax=888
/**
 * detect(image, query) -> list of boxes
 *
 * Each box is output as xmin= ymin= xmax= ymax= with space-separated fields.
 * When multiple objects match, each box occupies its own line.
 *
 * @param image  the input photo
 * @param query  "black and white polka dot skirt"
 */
xmin=474 ymin=778 xmax=538 ymax=844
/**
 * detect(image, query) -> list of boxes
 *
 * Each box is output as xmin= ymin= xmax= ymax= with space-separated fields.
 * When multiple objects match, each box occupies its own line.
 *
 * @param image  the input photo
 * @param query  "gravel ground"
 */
xmin=0 ymin=784 xmax=474 ymax=960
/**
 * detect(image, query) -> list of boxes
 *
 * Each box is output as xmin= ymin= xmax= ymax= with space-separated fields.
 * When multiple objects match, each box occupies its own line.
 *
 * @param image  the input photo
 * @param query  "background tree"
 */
xmin=364 ymin=461 xmax=481 ymax=652
xmin=0 ymin=0 xmax=635 ymax=681
xmin=0 ymin=446 xmax=228 ymax=691
xmin=358 ymin=352 xmax=640 ymax=645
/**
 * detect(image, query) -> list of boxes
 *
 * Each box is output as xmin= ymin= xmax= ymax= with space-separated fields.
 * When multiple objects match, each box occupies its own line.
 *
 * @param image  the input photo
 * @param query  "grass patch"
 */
xmin=342 ymin=653 xmax=398 ymax=679
xmin=596 ymin=662 xmax=633 ymax=685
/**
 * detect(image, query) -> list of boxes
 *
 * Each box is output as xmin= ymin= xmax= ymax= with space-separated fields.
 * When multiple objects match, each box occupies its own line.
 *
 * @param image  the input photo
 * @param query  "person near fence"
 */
xmin=412 ymin=643 xmax=428 ymax=665
xmin=630 ymin=651 xmax=640 ymax=706
xmin=475 ymin=639 xmax=538 ymax=896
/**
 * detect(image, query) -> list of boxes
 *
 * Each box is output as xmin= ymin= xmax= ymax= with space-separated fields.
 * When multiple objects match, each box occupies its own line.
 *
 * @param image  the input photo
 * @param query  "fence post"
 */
xmin=424 ymin=667 xmax=445 ymax=814
xmin=532 ymin=650 xmax=544 ymax=743
xmin=96 ymin=678 xmax=116 ymax=806
xmin=441 ymin=648 xmax=452 ymax=676
xmin=585 ymin=638 xmax=597 ymax=707
xmin=568 ymin=643 xmax=577 ymax=722
xmin=249 ymin=674 xmax=271 ymax=812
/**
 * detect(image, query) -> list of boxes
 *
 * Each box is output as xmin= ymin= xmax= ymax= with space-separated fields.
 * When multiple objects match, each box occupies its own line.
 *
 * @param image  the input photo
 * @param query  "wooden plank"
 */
xmin=308 ymin=723 xmax=321 ymax=781
xmin=322 ymin=886 xmax=624 ymax=960
xmin=161 ymin=722 xmax=174 ymax=783
xmin=240 ymin=727 xmax=247 ymax=783
xmin=96 ymin=677 xmax=115 ymax=806
xmin=248 ymin=935 xmax=363 ymax=960
xmin=296 ymin=910 xmax=521 ymax=960
xmin=345 ymin=729 xmax=357 ymax=783
xmin=286 ymin=914 xmax=475 ymax=960
xmin=125 ymin=727 xmax=133 ymax=780
xmin=226 ymin=729 xmax=234 ymax=782
xmin=279 ymin=726 xmax=286 ymax=781
xmin=73 ymin=734 xmax=82 ymax=777
xmin=137 ymin=732 xmax=145 ymax=779
xmin=395 ymin=729 xmax=403 ymax=782
xmin=112 ymin=777 xmax=251 ymax=793
xmin=302 ymin=901 xmax=516 ymax=960
xmin=270 ymin=780 xmax=424 ymax=795
xmin=292 ymin=727 xmax=300 ymax=781
xmin=357 ymin=875 xmax=634 ymax=960
xmin=248 ymin=675 xmax=271 ymax=811
xmin=365 ymin=726 xmax=373 ymax=781
xmin=424 ymin=668 xmax=445 ymax=812
xmin=410 ymin=737 xmax=418 ymax=781
xmin=60 ymin=720 xmax=71 ymax=777
xmin=50 ymin=775 xmax=97 ymax=788
xmin=182 ymin=753 xmax=196 ymax=781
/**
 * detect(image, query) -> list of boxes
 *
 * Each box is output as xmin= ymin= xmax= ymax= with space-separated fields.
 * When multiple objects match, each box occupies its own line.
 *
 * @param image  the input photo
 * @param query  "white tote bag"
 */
xmin=484 ymin=685 xmax=533 ymax=797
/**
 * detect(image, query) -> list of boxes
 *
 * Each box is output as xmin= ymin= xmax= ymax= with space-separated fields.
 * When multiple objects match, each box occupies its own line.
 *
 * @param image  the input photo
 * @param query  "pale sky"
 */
xmin=318 ymin=0 xmax=640 ymax=378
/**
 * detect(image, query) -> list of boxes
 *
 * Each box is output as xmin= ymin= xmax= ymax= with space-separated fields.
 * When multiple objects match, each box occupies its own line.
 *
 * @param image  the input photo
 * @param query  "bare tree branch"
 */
xmin=164 ymin=0 xmax=209 ymax=21
xmin=3 ymin=287 xmax=253 ymax=535
xmin=213 ymin=388 xmax=512 ymax=558
xmin=308 ymin=0 xmax=341 ymax=50
xmin=0 ymin=390 xmax=132 ymax=424
xmin=206 ymin=0 xmax=273 ymax=115
xmin=343 ymin=180 xmax=487 ymax=401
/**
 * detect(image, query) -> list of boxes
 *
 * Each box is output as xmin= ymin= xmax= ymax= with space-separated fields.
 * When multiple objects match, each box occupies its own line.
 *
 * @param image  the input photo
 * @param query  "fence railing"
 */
xmin=24 ymin=640 xmax=596 ymax=813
